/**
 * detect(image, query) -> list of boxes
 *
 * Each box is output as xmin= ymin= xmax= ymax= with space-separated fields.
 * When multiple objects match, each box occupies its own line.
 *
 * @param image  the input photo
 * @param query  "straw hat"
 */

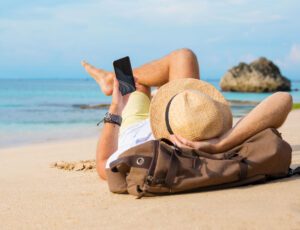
xmin=149 ymin=79 xmax=232 ymax=141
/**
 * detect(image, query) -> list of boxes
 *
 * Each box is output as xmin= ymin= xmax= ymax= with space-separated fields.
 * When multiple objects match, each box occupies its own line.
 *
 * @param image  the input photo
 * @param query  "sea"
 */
xmin=1 ymin=78 xmax=299 ymax=148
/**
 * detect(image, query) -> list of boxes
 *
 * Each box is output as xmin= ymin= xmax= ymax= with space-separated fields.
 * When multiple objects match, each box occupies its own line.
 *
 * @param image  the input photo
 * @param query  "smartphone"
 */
xmin=113 ymin=56 xmax=136 ymax=96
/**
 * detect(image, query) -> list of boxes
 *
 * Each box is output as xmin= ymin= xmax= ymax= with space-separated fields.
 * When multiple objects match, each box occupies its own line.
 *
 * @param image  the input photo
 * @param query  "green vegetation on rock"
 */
xmin=292 ymin=103 xmax=300 ymax=110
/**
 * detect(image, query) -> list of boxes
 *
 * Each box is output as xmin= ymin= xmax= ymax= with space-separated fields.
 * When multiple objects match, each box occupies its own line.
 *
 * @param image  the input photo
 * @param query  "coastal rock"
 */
xmin=220 ymin=57 xmax=291 ymax=92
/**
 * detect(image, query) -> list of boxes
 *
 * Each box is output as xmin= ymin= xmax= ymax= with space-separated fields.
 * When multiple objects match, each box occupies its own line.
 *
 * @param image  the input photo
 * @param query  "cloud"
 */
xmin=0 ymin=0 xmax=299 ymax=79
xmin=0 ymin=0 xmax=286 ymax=58
xmin=239 ymin=53 xmax=257 ymax=63
xmin=288 ymin=44 xmax=300 ymax=64
xmin=109 ymin=0 xmax=284 ymax=25
xmin=276 ymin=44 xmax=300 ymax=66
xmin=0 ymin=0 xmax=285 ymax=27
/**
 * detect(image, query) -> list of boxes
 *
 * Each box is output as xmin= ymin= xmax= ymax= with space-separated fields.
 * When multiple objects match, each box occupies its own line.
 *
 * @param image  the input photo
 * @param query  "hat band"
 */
xmin=165 ymin=94 xmax=177 ymax=135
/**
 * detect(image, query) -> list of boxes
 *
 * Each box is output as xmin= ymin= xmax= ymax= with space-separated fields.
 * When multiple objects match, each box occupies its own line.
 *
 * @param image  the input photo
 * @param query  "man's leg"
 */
xmin=81 ymin=48 xmax=200 ymax=95
xmin=133 ymin=48 xmax=200 ymax=86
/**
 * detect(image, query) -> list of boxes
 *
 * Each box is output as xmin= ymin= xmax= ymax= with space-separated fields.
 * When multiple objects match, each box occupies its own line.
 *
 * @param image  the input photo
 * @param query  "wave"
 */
xmin=34 ymin=103 xmax=110 ymax=110
xmin=228 ymin=100 xmax=259 ymax=105
xmin=38 ymin=103 xmax=73 ymax=107
xmin=72 ymin=103 xmax=110 ymax=110
xmin=1 ymin=120 xmax=98 ymax=125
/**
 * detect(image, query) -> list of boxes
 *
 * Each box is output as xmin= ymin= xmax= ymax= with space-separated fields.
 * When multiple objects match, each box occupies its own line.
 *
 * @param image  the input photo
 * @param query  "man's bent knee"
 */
xmin=170 ymin=48 xmax=197 ymax=60
xmin=275 ymin=92 xmax=293 ymax=110
xmin=135 ymin=83 xmax=151 ymax=99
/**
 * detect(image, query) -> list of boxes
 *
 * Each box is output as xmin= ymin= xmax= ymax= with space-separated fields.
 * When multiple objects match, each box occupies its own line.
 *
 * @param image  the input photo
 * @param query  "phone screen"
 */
xmin=113 ymin=56 xmax=136 ymax=96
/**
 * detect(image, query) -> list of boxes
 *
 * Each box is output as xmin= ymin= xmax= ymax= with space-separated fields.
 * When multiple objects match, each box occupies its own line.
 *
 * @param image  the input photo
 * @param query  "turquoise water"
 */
xmin=1 ymin=78 xmax=299 ymax=148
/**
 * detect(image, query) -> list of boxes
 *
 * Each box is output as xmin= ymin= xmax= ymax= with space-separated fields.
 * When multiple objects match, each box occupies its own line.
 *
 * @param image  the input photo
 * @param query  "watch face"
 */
xmin=111 ymin=116 xmax=117 ymax=123
xmin=105 ymin=112 xmax=110 ymax=119
xmin=104 ymin=112 xmax=122 ymax=125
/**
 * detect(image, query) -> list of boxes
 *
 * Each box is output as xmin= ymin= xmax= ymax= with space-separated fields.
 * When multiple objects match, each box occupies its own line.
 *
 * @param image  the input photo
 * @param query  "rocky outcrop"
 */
xmin=220 ymin=57 xmax=291 ymax=92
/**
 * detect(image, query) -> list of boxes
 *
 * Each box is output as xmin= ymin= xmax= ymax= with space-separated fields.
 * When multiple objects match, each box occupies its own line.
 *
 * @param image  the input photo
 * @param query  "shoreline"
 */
xmin=0 ymin=124 xmax=101 ymax=150
xmin=0 ymin=134 xmax=99 ymax=150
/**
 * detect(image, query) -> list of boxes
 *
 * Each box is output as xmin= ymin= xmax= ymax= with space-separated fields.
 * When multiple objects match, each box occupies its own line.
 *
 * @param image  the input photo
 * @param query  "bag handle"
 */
xmin=163 ymin=148 xmax=248 ymax=186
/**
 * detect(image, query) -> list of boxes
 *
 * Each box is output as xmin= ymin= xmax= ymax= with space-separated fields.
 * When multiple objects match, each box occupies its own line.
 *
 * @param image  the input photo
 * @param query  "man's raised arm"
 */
xmin=171 ymin=92 xmax=292 ymax=153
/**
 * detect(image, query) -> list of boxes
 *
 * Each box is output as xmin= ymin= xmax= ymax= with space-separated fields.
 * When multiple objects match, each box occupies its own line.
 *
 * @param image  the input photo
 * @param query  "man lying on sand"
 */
xmin=81 ymin=48 xmax=292 ymax=180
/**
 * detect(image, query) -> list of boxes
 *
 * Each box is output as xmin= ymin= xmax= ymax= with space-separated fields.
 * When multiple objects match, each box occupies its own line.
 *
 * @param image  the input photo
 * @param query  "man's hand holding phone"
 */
xmin=110 ymin=56 xmax=136 ymax=115
xmin=113 ymin=56 xmax=136 ymax=96
xmin=109 ymin=76 xmax=130 ymax=115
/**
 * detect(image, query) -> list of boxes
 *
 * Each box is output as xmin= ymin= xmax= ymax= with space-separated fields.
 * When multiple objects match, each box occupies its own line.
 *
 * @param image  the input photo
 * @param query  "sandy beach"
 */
xmin=0 ymin=110 xmax=299 ymax=230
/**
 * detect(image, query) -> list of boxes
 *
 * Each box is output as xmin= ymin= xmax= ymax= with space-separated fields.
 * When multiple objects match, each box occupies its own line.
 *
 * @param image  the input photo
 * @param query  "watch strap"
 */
xmin=97 ymin=112 xmax=122 ymax=126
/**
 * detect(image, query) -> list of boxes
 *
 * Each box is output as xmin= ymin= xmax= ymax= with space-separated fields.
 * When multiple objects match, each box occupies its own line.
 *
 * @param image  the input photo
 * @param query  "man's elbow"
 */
xmin=96 ymin=160 xmax=107 ymax=180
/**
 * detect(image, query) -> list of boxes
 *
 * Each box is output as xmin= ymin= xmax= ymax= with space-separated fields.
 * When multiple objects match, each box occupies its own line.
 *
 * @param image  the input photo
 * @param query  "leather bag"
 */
xmin=106 ymin=128 xmax=298 ymax=198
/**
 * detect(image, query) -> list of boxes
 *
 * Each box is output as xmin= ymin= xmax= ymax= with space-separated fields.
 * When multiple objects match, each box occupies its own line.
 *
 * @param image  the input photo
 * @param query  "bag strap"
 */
xmin=161 ymin=139 xmax=226 ymax=160
xmin=163 ymin=147 xmax=249 ymax=187
xmin=165 ymin=149 xmax=179 ymax=187
xmin=239 ymin=158 xmax=248 ymax=180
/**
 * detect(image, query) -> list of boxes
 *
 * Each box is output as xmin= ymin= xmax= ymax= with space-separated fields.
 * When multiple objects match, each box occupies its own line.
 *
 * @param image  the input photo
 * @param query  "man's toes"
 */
xmin=81 ymin=60 xmax=96 ymax=70
xmin=81 ymin=60 xmax=88 ymax=67
xmin=81 ymin=61 xmax=99 ymax=75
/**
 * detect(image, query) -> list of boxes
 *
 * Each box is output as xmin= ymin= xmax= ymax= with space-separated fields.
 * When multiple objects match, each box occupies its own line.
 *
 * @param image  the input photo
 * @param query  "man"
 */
xmin=82 ymin=48 xmax=292 ymax=180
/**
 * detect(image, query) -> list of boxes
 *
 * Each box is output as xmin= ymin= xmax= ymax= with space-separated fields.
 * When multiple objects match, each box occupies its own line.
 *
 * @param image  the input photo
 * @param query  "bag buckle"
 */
xmin=146 ymin=175 xmax=153 ymax=185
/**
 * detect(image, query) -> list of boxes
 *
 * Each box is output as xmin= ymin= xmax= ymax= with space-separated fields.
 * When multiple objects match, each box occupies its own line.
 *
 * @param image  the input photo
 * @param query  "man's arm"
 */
xmin=96 ymin=105 xmax=121 ymax=180
xmin=96 ymin=78 xmax=129 ymax=180
xmin=171 ymin=92 xmax=293 ymax=153
xmin=215 ymin=92 xmax=292 ymax=152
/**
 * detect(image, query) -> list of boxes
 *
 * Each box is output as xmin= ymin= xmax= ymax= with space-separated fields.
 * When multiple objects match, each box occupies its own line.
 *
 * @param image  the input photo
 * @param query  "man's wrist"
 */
xmin=206 ymin=137 xmax=222 ymax=153
xmin=103 ymin=112 xmax=122 ymax=126
xmin=214 ymin=140 xmax=225 ymax=153
xmin=109 ymin=104 xmax=123 ymax=115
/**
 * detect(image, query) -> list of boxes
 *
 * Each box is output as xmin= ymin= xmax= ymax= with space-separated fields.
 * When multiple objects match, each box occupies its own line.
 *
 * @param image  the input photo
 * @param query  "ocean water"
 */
xmin=1 ymin=78 xmax=299 ymax=148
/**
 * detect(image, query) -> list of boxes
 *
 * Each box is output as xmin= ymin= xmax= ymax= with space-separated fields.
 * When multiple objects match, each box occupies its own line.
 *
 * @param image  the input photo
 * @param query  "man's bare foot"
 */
xmin=81 ymin=60 xmax=114 ymax=96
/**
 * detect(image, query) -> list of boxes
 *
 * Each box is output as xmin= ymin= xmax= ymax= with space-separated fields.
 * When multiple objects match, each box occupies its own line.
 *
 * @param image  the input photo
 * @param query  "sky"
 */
xmin=0 ymin=0 xmax=299 ymax=80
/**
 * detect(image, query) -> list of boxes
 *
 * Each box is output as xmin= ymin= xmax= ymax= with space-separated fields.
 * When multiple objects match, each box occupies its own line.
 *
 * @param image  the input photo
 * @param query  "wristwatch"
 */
xmin=101 ymin=112 xmax=122 ymax=126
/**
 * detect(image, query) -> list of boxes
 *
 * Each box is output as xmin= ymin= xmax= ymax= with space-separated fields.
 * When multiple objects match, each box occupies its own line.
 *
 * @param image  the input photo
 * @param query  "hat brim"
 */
xmin=149 ymin=79 xmax=232 ymax=140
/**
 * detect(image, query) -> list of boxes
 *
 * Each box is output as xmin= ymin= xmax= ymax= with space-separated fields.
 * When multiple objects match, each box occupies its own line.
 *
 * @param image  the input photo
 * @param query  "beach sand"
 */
xmin=0 ymin=111 xmax=299 ymax=230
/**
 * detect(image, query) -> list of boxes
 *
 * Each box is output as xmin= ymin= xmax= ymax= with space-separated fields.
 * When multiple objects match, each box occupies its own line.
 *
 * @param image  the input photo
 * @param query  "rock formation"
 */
xmin=220 ymin=57 xmax=291 ymax=92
